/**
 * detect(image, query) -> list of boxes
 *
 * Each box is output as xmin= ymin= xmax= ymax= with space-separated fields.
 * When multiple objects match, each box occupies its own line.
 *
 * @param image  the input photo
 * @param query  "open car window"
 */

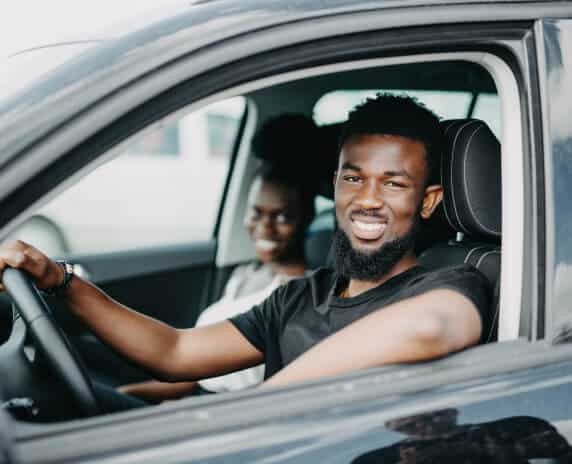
xmin=7 ymin=97 xmax=246 ymax=256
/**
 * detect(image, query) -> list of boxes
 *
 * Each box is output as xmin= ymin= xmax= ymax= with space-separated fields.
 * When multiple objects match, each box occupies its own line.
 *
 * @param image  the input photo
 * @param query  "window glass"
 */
xmin=472 ymin=93 xmax=501 ymax=139
xmin=315 ymin=195 xmax=334 ymax=215
xmin=123 ymin=123 xmax=180 ymax=157
xmin=15 ymin=97 xmax=246 ymax=256
xmin=313 ymin=90 xmax=473 ymax=125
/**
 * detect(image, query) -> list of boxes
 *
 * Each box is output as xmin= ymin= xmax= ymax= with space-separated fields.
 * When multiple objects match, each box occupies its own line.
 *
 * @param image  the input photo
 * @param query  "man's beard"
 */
xmin=332 ymin=215 xmax=420 ymax=282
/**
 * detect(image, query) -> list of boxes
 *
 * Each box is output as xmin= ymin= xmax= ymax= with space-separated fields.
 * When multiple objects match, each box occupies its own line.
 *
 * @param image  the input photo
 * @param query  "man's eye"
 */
xmin=385 ymin=180 xmax=405 ymax=188
xmin=343 ymin=175 xmax=361 ymax=183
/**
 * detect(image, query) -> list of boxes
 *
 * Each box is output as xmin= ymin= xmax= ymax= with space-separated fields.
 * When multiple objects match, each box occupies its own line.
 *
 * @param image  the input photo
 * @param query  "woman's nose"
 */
xmin=255 ymin=215 xmax=275 ymax=235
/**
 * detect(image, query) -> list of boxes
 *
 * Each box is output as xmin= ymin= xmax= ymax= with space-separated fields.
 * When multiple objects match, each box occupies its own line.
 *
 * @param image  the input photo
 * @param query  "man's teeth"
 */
xmin=353 ymin=220 xmax=386 ymax=231
xmin=256 ymin=239 xmax=279 ymax=251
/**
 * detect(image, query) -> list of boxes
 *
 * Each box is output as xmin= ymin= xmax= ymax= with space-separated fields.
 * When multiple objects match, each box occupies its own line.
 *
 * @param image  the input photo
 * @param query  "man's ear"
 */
xmin=420 ymin=184 xmax=444 ymax=219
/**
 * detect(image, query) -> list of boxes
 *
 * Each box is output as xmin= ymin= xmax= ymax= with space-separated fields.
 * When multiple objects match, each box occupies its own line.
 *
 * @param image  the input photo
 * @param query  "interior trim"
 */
xmin=71 ymin=241 xmax=216 ymax=284
xmin=476 ymin=52 xmax=524 ymax=341
xmin=216 ymin=101 xmax=259 ymax=266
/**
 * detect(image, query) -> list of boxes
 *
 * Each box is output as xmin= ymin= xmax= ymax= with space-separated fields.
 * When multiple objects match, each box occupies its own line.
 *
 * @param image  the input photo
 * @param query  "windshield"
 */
xmin=0 ymin=42 xmax=100 ymax=103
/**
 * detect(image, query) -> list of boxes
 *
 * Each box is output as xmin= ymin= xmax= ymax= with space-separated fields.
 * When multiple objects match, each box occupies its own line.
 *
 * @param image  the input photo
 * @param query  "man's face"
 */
xmin=244 ymin=177 xmax=306 ymax=263
xmin=334 ymin=134 xmax=439 ymax=257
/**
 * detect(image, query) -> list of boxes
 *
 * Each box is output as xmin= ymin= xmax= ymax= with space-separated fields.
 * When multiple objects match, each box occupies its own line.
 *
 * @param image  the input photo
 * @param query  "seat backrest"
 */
xmin=304 ymin=207 xmax=336 ymax=270
xmin=419 ymin=119 xmax=502 ymax=342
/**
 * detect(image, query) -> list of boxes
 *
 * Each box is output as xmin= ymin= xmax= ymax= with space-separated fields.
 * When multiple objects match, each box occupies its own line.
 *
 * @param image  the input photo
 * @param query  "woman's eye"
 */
xmin=248 ymin=209 xmax=261 ymax=221
xmin=275 ymin=213 xmax=291 ymax=224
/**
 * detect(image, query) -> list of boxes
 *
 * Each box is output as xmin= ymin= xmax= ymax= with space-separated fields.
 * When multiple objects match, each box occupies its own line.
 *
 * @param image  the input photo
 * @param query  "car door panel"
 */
xmin=51 ymin=240 xmax=218 ymax=385
xmin=69 ymin=240 xmax=216 ymax=325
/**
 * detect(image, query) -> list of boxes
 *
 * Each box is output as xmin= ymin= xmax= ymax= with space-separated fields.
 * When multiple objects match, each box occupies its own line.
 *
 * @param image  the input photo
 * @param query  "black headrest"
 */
xmin=440 ymin=119 xmax=501 ymax=242
xmin=304 ymin=207 xmax=336 ymax=269
xmin=315 ymin=123 xmax=342 ymax=199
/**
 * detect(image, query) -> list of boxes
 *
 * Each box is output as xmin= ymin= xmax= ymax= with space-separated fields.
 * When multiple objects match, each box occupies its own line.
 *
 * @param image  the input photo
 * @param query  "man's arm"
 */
xmin=119 ymin=380 xmax=200 ymax=402
xmin=263 ymin=289 xmax=482 ymax=388
xmin=0 ymin=241 xmax=263 ymax=381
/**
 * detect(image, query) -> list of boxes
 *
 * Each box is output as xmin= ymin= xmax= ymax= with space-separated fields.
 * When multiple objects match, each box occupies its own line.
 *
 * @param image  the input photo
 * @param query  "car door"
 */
xmin=3 ymin=0 xmax=572 ymax=462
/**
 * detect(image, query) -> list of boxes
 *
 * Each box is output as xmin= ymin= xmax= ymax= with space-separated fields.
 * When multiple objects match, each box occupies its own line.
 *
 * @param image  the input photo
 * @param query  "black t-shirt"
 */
xmin=230 ymin=264 xmax=491 ymax=379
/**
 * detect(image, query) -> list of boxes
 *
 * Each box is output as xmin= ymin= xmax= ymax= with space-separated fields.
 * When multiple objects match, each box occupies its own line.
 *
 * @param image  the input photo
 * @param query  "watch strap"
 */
xmin=42 ymin=260 xmax=74 ymax=296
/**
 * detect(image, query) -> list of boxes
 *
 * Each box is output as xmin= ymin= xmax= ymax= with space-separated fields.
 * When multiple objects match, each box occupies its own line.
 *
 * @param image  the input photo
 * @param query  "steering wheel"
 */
xmin=1 ymin=268 xmax=100 ymax=417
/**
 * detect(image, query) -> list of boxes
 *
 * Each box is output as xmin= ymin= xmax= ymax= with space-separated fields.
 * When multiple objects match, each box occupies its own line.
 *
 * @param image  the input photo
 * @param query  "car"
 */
xmin=1 ymin=0 xmax=572 ymax=462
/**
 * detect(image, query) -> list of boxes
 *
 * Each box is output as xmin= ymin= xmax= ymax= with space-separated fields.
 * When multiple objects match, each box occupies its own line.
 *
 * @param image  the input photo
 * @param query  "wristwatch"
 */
xmin=42 ymin=260 xmax=75 ymax=296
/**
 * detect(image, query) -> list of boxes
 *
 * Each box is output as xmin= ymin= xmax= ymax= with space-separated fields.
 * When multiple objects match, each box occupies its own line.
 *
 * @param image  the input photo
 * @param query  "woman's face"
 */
xmin=244 ymin=177 xmax=308 ymax=263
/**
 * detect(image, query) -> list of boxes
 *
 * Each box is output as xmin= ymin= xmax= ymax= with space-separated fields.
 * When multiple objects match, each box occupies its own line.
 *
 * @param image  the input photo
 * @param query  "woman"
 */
xmin=119 ymin=116 xmax=318 ymax=401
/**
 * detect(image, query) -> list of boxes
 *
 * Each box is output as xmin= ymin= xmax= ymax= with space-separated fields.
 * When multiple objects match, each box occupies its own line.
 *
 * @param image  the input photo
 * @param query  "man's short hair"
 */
xmin=339 ymin=93 xmax=443 ymax=186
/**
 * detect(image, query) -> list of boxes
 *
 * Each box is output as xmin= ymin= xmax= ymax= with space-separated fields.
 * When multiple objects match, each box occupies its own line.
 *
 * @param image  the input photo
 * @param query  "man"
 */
xmin=0 ymin=94 xmax=490 ymax=392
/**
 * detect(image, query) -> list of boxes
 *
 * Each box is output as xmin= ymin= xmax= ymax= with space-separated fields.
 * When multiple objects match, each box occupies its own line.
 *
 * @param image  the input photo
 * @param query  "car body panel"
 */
xmin=0 ymin=1 xmax=570 ymax=174
xmin=2 ymin=1 xmax=572 ymax=463
xmin=12 ymin=342 xmax=572 ymax=463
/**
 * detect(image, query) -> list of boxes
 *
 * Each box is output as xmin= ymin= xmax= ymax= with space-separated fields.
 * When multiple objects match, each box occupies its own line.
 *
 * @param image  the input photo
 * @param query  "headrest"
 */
xmin=304 ymin=207 xmax=336 ymax=269
xmin=440 ymin=119 xmax=501 ymax=242
xmin=315 ymin=123 xmax=343 ymax=199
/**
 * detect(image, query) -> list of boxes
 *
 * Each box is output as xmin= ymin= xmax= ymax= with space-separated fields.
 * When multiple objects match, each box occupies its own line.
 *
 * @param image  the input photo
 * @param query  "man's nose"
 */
xmin=354 ymin=180 xmax=384 ymax=209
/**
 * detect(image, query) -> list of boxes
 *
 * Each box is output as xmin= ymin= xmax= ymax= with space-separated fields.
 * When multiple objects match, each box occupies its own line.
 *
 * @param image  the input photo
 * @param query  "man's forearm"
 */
xmin=63 ymin=277 xmax=264 ymax=382
xmin=263 ymin=289 xmax=481 ymax=388
xmin=64 ymin=276 xmax=182 ymax=380
xmin=119 ymin=380 xmax=199 ymax=402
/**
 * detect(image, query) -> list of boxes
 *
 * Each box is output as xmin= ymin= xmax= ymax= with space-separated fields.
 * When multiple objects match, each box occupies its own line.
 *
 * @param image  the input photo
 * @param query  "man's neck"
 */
xmin=344 ymin=251 xmax=419 ymax=298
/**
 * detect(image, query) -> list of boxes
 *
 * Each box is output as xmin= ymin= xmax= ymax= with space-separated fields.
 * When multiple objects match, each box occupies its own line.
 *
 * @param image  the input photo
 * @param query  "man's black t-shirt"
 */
xmin=230 ymin=264 xmax=491 ymax=379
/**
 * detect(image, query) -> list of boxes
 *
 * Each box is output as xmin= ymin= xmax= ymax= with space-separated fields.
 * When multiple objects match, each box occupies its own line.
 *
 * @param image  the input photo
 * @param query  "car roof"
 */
xmin=0 ymin=0 xmax=558 ymax=168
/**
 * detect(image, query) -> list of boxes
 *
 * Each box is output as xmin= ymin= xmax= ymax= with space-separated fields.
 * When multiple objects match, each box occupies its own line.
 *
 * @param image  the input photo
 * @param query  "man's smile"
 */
xmin=350 ymin=212 xmax=388 ymax=241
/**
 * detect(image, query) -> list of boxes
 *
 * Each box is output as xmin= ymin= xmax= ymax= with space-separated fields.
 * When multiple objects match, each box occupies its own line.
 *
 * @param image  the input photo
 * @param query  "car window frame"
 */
xmin=0 ymin=24 xmax=531 ymax=346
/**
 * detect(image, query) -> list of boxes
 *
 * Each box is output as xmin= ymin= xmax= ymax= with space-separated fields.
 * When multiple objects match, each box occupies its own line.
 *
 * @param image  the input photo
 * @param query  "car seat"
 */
xmin=419 ymin=119 xmax=501 ymax=342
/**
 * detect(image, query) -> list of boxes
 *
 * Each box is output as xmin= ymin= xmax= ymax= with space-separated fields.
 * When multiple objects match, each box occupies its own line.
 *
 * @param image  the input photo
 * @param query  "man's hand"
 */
xmin=0 ymin=240 xmax=64 ymax=291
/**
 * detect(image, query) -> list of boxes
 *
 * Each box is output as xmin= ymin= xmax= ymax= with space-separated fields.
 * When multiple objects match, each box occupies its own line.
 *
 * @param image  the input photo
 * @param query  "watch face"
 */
xmin=64 ymin=262 xmax=74 ymax=276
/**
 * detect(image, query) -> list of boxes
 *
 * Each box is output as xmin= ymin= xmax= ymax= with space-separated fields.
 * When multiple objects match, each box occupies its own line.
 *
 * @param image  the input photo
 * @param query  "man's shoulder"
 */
xmin=405 ymin=264 xmax=492 ymax=316
xmin=413 ymin=263 xmax=488 ymax=284
xmin=394 ymin=264 xmax=491 ymax=303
